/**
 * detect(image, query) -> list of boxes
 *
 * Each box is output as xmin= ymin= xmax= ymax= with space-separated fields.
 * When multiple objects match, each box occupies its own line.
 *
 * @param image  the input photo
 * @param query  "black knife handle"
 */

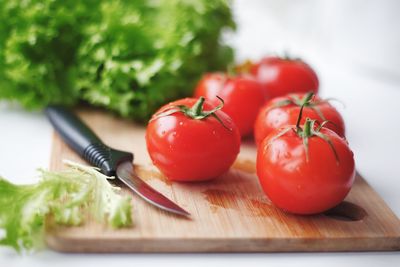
xmin=45 ymin=106 xmax=133 ymax=176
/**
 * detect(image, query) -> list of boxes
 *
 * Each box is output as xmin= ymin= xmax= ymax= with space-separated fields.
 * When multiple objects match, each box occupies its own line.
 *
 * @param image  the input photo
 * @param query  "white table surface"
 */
xmin=1 ymin=1 xmax=400 ymax=266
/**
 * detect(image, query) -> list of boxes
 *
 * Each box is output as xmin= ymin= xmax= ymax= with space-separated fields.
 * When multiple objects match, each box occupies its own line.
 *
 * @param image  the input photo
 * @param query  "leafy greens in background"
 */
xmin=0 ymin=0 xmax=235 ymax=122
xmin=0 ymin=160 xmax=133 ymax=252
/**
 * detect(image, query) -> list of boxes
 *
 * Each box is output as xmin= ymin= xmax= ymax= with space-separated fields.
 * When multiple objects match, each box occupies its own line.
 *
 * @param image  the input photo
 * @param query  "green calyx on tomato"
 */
xmin=235 ymin=53 xmax=302 ymax=74
xmin=270 ymin=93 xmax=340 ymax=163
xmin=295 ymin=118 xmax=340 ymax=163
xmin=270 ymin=91 xmax=329 ymax=121
xmin=280 ymin=51 xmax=302 ymax=62
xmin=233 ymin=60 xmax=253 ymax=74
xmin=150 ymin=96 xmax=232 ymax=131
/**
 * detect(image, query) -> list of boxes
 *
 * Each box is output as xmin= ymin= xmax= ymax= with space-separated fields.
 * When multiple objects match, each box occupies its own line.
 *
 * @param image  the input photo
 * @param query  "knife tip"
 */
xmin=174 ymin=209 xmax=192 ymax=218
xmin=169 ymin=205 xmax=191 ymax=217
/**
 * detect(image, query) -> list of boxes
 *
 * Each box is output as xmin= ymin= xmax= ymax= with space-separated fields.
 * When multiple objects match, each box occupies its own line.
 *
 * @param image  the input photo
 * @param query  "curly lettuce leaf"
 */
xmin=0 ymin=160 xmax=133 ymax=252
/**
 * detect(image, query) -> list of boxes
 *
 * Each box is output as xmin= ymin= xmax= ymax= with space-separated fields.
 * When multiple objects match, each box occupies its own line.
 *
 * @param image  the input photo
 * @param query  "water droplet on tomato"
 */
xmin=179 ymin=121 xmax=184 ymax=126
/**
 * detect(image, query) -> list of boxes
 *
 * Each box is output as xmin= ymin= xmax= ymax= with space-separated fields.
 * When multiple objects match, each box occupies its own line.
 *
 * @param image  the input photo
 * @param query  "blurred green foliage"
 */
xmin=0 ymin=0 xmax=235 ymax=122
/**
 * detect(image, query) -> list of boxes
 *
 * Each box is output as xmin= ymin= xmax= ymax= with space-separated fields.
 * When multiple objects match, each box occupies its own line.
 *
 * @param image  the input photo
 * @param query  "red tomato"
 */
xmin=194 ymin=73 xmax=266 ymax=137
xmin=257 ymin=119 xmax=355 ymax=214
xmin=254 ymin=92 xmax=345 ymax=146
xmin=146 ymin=97 xmax=241 ymax=182
xmin=249 ymin=56 xmax=319 ymax=99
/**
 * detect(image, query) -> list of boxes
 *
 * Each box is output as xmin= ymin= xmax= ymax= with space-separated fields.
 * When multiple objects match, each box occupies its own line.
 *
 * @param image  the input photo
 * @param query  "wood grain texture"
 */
xmin=45 ymin=109 xmax=400 ymax=252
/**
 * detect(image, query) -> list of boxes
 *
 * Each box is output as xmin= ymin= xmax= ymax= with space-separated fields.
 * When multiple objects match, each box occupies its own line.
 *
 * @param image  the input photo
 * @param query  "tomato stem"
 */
xmin=192 ymin=96 xmax=206 ymax=116
xmin=234 ymin=60 xmax=253 ymax=74
xmin=295 ymin=96 xmax=307 ymax=131
xmin=303 ymin=118 xmax=312 ymax=137
xmin=281 ymin=52 xmax=301 ymax=61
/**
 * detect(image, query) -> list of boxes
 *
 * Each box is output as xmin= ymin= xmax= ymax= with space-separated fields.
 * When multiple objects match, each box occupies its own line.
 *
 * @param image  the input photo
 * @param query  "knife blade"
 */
xmin=45 ymin=105 xmax=190 ymax=217
xmin=116 ymin=161 xmax=190 ymax=216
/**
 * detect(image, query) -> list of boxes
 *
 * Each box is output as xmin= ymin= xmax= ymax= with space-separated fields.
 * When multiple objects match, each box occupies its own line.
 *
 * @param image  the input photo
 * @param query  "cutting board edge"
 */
xmin=45 ymin=233 xmax=400 ymax=253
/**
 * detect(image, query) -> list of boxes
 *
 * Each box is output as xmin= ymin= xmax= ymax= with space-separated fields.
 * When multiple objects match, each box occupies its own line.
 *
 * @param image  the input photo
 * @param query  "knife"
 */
xmin=45 ymin=106 xmax=190 ymax=217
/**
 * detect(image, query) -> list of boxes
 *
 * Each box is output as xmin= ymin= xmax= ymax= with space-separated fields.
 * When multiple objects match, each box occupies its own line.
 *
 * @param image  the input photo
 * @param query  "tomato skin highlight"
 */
xmin=256 ymin=127 xmax=355 ymax=215
xmin=254 ymin=93 xmax=345 ymax=146
xmin=146 ymin=98 xmax=241 ymax=182
xmin=250 ymin=57 xmax=319 ymax=99
xmin=194 ymin=73 xmax=266 ymax=137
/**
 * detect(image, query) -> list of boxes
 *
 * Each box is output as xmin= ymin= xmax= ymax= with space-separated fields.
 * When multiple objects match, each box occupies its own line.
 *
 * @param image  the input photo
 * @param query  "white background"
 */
xmin=1 ymin=0 xmax=399 ymax=266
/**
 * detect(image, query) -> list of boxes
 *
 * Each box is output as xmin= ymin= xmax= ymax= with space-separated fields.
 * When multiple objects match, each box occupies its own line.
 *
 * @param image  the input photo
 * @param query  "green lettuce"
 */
xmin=0 ymin=160 xmax=133 ymax=252
xmin=0 ymin=0 xmax=235 ymax=122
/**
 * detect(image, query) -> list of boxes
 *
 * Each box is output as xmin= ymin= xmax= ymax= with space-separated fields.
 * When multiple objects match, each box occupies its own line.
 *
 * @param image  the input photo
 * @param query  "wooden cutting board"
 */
xmin=45 ymin=109 xmax=400 ymax=252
